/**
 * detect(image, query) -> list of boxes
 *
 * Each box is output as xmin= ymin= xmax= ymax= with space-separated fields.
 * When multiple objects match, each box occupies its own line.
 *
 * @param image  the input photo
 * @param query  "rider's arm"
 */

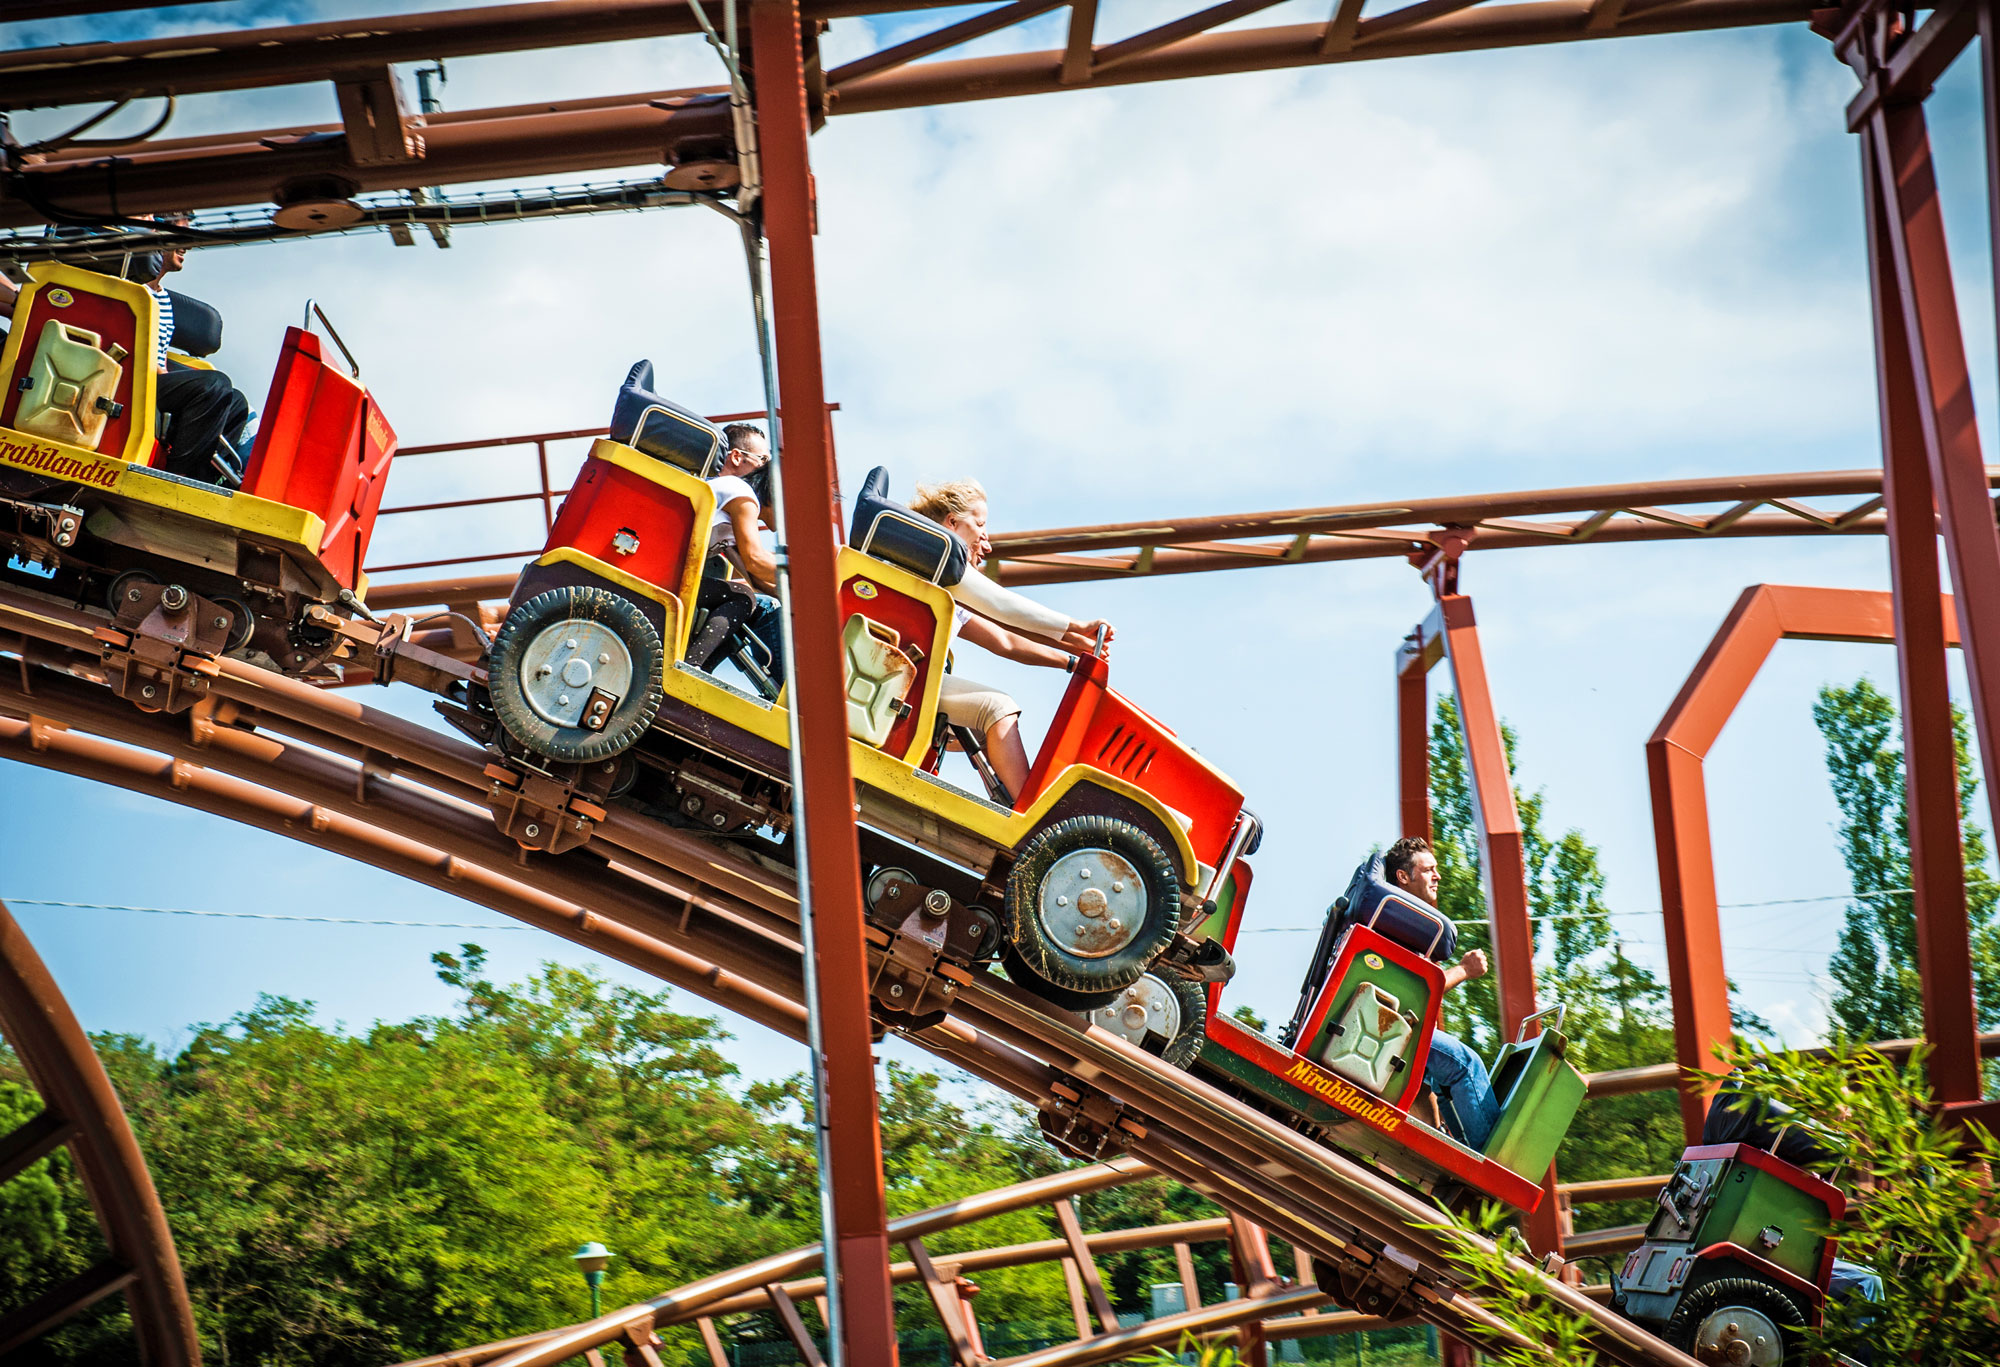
xmin=725 ymin=497 xmax=778 ymax=592
xmin=1440 ymin=948 xmax=1489 ymax=994
xmin=958 ymin=615 xmax=1069 ymax=667
xmin=0 ymin=273 xmax=17 ymax=312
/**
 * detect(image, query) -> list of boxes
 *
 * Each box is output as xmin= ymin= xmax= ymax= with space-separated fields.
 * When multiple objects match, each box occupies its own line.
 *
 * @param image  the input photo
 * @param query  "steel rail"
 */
xmin=826 ymin=0 xmax=1822 ymax=114
xmin=0 ymin=612 xmax=1699 ymax=1366
xmin=356 ymin=463 xmax=1966 ymax=611
xmin=0 ymin=92 xmax=733 ymax=229
xmin=0 ymin=0 xmax=1801 ymax=113
xmin=0 ymin=896 xmax=201 ymax=1365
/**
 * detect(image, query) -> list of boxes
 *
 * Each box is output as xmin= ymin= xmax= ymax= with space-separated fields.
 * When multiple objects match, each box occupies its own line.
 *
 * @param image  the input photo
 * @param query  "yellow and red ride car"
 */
xmin=0 ymin=262 xmax=397 ymax=708
xmin=464 ymin=362 xmax=1256 ymax=1025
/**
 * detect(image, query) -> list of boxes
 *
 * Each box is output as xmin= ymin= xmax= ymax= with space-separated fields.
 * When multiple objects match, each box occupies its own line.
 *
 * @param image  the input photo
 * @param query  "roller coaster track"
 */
xmin=0 ymin=582 xmax=1702 ymax=1367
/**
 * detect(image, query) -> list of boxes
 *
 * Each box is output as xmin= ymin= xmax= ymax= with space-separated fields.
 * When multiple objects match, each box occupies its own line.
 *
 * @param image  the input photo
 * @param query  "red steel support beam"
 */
xmin=0 ymin=898 xmax=201 ymax=1366
xmin=1397 ymin=628 xmax=1438 ymax=840
xmin=1646 ymin=585 xmax=1963 ymax=1139
xmin=1402 ymin=575 xmax=1556 ymax=1254
xmin=1430 ymin=592 xmax=1557 ymax=1255
xmin=749 ymin=4 xmax=899 ymax=1364
xmin=1864 ymin=121 xmax=1985 ymax=1111
xmin=1861 ymin=94 xmax=1996 ymax=1110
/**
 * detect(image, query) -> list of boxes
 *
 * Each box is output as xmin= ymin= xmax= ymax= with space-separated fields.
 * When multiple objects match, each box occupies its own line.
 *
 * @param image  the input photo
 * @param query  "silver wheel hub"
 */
xmin=1691 ymin=1306 xmax=1783 ymax=1366
xmin=1038 ymin=848 xmax=1145 ymax=959
xmin=1091 ymin=973 xmax=1182 ymax=1046
xmin=519 ymin=620 xmax=633 ymax=727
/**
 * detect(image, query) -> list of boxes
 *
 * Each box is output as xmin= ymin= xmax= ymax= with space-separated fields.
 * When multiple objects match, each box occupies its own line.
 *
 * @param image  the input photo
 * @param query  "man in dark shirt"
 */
xmin=1383 ymin=836 xmax=1503 ymax=1150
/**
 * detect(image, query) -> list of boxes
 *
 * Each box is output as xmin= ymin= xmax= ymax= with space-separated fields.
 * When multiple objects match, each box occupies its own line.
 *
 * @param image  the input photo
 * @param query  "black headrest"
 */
xmin=1332 ymin=853 xmax=1459 ymax=964
xmin=609 ymin=359 xmax=723 ymax=477
xmin=165 ymin=290 xmax=222 ymax=357
xmin=848 ymin=466 xmax=968 ymax=587
xmin=42 ymin=227 xmax=163 ymax=285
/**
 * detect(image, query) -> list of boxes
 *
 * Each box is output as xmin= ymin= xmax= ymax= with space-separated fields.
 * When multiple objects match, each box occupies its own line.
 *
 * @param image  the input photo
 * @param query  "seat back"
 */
xmin=848 ymin=466 xmax=968 ymax=586
xmin=0 ymin=263 xmax=157 ymax=465
xmin=1480 ymin=1021 xmax=1587 ymax=1176
xmin=609 ymin=360 xmax=724 ymax=476
xmin=842 ymin=613 xmax=918 ymax=746
xmin=241 ymin=326 xmax=397 ymax=591
xmin=1315 ymin=980 xmax=1418 ymax=1094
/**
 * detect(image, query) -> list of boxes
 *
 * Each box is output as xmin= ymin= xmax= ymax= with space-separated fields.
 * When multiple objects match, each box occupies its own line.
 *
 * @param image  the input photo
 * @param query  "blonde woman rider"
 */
xmin=908 ymin=479 xmax=1114 ymax=801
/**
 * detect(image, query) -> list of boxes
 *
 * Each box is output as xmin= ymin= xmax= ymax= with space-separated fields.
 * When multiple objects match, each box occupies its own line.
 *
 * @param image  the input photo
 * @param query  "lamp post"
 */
xmin=571 ymin=1241 xmax=612 ymax=1320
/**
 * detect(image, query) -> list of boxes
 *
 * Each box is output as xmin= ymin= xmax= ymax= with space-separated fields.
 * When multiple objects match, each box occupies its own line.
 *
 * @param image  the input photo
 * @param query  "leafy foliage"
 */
xmin=1812 ymin=678 xmax=2000 ymax=1040
xmin=0 ymin=950 xmax=1083 ymax=1366
xmin=1421 ymin=1204 xmax=1602 ymax=1366
xmin=1717 ymin=1038 xmax=2000 ymax=1364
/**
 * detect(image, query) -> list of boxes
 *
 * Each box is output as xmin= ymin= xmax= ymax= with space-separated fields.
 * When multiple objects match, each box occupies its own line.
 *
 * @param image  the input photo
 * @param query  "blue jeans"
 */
xmin=1425 ymin=1030 xmax=1499 ymax=1152
xmin=745 ymin=594 xmax=784 ymax=684
xmin=1829 ymin=1259 xmax=1882 ymax=1366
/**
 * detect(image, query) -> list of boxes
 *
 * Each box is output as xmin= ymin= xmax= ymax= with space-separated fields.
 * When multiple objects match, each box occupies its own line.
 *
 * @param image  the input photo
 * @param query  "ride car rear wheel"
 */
xmin=1003 ymin=814 xmax=1179 ymax=996
xmin=488 ymin=586 xmax=664 ymax=764
xmin=1664 ymin=1274 xmax=1805 ymax=1367
xmin=1090 ymin=970 xmax=1207 ymax=1068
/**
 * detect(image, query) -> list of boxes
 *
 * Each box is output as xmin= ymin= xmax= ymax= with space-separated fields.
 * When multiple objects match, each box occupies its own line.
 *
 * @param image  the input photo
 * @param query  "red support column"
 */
xmin=1397 ymin=631 xmax=1434 ymax=841
xmin=1433 ymin=592 xmax=1559 ymax=1254
xmin=1864 ymin=121 xmax=1983 ymax=1110
xmin=749 ymin=4 xmax=899 ymax=1364
xmin=1864 ymin=95 xmax=1990 ymax=1108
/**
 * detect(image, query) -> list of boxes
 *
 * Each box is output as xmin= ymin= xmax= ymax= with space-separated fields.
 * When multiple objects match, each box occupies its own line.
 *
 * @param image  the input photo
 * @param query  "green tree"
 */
xmin=1813 ymin=678 xmax=2000 ymax=1041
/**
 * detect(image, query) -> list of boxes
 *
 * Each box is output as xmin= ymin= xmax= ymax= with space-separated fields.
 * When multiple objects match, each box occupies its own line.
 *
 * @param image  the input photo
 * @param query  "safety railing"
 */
xmin=363 ymin=405 xmax=835 ymax=582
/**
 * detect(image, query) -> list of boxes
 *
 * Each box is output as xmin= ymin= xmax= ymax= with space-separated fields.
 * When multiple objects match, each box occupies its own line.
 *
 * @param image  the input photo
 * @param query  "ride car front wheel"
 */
xmin=488 ymin=586 xmax=664 ymax=764
xmin=1003 ymin=814 xmax=1180 ymax=996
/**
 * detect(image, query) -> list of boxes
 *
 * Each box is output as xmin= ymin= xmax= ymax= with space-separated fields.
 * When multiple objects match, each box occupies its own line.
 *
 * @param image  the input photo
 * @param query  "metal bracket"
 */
xmin=102 ymin=580 xmax=232 ymax=714
xmin=485 ymin=760 xmax=615 ymax=855
xmin=1039 ymin=1078 xmax=1144 ymax=1161
xmin=1315 ymin=1241 xmax=1424 ymax=1321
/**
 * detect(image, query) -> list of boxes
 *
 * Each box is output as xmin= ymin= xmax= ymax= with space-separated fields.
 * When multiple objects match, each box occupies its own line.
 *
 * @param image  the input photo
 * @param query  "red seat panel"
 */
xmin=242 ymin=327 xmax=396 ymax=589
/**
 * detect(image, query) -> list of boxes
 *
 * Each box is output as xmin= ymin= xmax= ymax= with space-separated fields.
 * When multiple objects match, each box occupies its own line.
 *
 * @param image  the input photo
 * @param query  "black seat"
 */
xmin=1279 ymin=854 xmax=1459 ymax=1047
xmin=848 ymin=466 xmax=968 ymax=587
xmin=610 ymin=360 xmax=724 ymax=477
xmin=165 ymin=290 xmax=223 ymax=358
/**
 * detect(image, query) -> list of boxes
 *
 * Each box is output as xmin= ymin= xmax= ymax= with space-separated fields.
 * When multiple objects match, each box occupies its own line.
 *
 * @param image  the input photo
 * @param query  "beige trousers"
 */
xmin=938 ymin=673 xmax=1021 ymax=736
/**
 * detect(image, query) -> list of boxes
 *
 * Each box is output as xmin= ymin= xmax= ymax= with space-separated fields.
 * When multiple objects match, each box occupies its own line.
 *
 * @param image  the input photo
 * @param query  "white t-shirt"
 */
xmin=148 ymin=283 xmax=174 ymax=371
xmin=707 ymin=474 xmax=757 ymax=549
xmin=951 ymin=604 xmax=970 ymax=643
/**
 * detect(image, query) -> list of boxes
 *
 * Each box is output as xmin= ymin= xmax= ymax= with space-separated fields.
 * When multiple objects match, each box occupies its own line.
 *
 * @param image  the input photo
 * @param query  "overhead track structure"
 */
xmin=1 ymin=0 xmax=1825 ymax=235
xmin=348 ymin=463 xmax=2000 ymax=615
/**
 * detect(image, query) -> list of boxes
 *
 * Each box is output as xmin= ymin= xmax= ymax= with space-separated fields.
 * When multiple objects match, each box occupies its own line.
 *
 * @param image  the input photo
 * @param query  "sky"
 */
xmin=3 ymin=2 xmax=1998 ymax=1094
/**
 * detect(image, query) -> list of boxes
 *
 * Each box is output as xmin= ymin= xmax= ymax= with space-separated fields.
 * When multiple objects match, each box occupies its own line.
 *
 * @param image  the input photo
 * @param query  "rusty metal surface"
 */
xmin=1849 ymin=41 xmax=1999 ymax=1111
xmin=751 ymin=4 xmax=901 ymax=1362
xmin=0 ymin=897 xmax=202 ymax=1365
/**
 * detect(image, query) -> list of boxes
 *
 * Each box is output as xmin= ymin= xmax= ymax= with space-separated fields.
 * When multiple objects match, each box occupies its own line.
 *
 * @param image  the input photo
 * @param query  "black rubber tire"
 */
xmin=1155 ymin=973 xmax=1208 ymax=1068
xmin=1664 ymin=1273 xmax=1806 ymax=1367
xmin=999 ymin=946 xmax=1119 ymax=1013
xmin=487 ymin=586 xmax=664 ymax=764
xmin=1003 ymin=814 xmax=1180 ymax=995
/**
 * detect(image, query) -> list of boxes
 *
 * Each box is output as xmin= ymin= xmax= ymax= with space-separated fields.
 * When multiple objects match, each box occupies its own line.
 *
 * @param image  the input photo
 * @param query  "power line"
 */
xmin=1243 ymin=886 xmax=1923 ymax=934
xmin=3 ymin=899 xmax=522 ymax=931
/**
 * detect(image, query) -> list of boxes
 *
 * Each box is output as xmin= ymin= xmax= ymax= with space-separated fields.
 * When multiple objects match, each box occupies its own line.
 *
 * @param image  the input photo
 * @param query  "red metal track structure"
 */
xmin=0 ymin=898 xmax=200 ymax=1365
xmin=5 ymin=0 xmax=2000 ymax=1357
